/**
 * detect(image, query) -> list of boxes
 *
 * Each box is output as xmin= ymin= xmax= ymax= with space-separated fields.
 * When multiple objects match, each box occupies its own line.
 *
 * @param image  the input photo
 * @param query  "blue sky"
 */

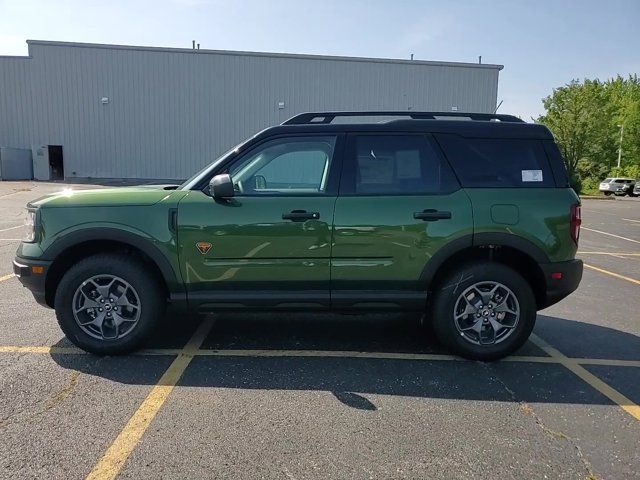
xmin=1 ymin=0 xmax=638 ymax=119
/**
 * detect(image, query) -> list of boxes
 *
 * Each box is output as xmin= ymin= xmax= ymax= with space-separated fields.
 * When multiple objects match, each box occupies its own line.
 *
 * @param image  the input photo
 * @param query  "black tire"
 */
xmin=54 ymin=253 xmax=165 ymax=355
xmin=429 ymin=261 xmax=537 ymax=361
xmin=604 ymin=192 xmax=612 ymax=196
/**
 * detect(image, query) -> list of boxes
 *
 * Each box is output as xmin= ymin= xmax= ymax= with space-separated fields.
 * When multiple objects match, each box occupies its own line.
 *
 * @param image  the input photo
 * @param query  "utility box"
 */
xmin=0 ymin=147 xmax=33 ymax=180
xmin=32 ymin=145 xmax=51 ymax=180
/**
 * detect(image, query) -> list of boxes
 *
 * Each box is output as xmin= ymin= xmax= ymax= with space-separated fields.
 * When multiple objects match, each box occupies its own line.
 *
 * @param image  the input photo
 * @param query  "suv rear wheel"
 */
xmin=430 ymin=261 xmax=536 ymax=361
xmin=54 ymin=254 xmax=164 ymax=354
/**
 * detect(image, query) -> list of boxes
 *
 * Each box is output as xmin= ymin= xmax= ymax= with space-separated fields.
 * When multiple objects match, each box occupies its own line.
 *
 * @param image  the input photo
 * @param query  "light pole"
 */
xmin=617 ymin=124 xmax=624 ymax=168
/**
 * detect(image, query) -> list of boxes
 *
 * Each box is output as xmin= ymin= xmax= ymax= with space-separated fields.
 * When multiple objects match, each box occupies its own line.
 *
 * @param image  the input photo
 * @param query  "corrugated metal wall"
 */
xmin=0 ymin=41 xmax=501 ymax=180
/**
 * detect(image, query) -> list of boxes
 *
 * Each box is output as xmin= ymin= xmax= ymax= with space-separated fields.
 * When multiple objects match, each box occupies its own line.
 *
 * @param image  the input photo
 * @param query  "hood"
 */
xmin=28 ymin=185 xmax=180 ymax=208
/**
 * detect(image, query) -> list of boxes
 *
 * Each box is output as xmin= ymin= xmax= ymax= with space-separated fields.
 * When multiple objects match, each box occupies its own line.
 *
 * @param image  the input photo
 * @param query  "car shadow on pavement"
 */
xmin=48 ymin=314 xmax=640 ymax=410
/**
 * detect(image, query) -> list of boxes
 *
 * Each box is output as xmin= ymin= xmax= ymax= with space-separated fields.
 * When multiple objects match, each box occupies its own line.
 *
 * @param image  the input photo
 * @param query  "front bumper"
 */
xmin=13 ymin=256 xmax=52 ymax=307
xmin=539 ymin=259 xmax=583 ymax=309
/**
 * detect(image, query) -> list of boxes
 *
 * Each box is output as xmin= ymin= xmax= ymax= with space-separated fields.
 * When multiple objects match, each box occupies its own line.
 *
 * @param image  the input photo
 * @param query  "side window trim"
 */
xmin=201 ymin=133 xmax=345 ymax=197
xmin=339 ymin=132 xmax=460 ymax=196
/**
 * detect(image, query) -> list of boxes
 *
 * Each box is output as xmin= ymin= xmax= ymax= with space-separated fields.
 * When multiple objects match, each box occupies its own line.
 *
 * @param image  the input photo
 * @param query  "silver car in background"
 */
xmin=599 ymin=177 xmax=637 ymax=196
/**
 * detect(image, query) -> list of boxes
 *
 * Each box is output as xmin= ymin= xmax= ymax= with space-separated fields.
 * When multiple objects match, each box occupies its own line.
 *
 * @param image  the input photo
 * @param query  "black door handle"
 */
xmin=413 ymin=209 xmax=452 ymax=221
xmin=282 ymin=210 xmax=320 ymax=221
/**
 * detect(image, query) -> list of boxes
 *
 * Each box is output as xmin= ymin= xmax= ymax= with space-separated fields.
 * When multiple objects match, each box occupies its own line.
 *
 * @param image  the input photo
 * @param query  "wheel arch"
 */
xmin=422 ymin=233 xmax=549 ymax=309
xmin=42 ymin=228 xmax=182 ymax=308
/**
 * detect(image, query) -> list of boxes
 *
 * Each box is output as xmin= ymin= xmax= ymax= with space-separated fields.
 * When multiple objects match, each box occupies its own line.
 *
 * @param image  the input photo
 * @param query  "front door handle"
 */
xmin=282 ymin=210 xmax=320 ymax=222
xmin=413 ymin=209 xmax=452 ymax=221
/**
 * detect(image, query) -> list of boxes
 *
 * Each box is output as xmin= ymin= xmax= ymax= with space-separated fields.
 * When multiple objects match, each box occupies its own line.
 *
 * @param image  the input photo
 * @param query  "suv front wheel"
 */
xmin=430 ymin=262 xmax=536 ymax=361
xmin=54 ymin=253 xmax=164 ymax=355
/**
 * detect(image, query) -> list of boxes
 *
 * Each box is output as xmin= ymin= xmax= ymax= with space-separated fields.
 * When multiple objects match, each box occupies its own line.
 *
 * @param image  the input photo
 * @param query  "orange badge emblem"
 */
xmin=196 ymin=242 xmax=212 ymax=254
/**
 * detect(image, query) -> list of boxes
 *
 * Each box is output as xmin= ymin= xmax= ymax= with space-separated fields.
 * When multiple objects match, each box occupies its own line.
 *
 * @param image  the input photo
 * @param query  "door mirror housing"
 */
xmin=209 ymin=174 xmax=235 ymax=199
xmin=253 ymin=174 xmax=267 ymax=190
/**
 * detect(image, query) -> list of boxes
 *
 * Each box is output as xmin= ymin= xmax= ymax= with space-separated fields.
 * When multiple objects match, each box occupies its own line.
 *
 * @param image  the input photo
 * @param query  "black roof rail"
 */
xmin=282 ymin=111 xmax=524 ymax=125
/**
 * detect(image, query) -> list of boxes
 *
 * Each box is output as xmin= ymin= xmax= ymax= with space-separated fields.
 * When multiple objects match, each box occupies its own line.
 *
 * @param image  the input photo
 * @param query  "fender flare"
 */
xmin=42 ymin=227 xmax=182 ymax=293
xmin=420 ymin=232 xmax=550 ymax=287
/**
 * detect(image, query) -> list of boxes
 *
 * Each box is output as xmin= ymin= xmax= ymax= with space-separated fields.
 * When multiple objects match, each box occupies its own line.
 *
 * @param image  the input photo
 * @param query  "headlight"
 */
xmin=24 ymin=209 xmax=36 ymax=242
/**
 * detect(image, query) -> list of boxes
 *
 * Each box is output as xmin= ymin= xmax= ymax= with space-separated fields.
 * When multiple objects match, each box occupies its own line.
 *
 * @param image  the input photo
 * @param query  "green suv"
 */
xmin=13 ymin=111 xmax=583 ymax=360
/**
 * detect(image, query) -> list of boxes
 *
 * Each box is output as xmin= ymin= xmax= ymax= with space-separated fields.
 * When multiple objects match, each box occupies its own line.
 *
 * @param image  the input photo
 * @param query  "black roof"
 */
xmin=257 ymin=111 xmax=553 ymax=140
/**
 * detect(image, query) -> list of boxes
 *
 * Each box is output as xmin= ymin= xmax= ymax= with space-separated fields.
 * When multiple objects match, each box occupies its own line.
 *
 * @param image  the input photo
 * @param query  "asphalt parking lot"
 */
xmin=1 ymin=181 xmax=639 ymax=480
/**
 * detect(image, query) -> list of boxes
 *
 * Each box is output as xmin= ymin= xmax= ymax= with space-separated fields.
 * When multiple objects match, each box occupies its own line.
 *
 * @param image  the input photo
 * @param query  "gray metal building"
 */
xmin=0 ymin=40 xmax=503 ymax=181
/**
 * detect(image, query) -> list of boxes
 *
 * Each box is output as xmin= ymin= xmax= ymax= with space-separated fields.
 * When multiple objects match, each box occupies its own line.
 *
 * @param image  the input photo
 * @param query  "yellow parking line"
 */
xmin=0 ymin=346 xmax=84 ymax=354
xmin=584 ymin=263 xmax=640 ymax=285
xmin=530 ymin=334 xmax=640 ymax=422
xmin=85 ymin=318 xmax=214 ymax=480
xmin=578 ymin=251 xmax=640 ymax=256
xmin=0 ymin=273 xmax=16 ymax=282
xmin=568 ymin=358 xmax=640 ymax=368
xmin=193 ymin=348 xmax=463 ymax=361
xmin=2 ymin=345 xmax=640 ymax=368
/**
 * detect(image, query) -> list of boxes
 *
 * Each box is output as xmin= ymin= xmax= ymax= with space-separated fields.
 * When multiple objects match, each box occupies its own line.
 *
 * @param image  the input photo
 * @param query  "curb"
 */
xmin=580 ymin=196 xmax=615 ymax=201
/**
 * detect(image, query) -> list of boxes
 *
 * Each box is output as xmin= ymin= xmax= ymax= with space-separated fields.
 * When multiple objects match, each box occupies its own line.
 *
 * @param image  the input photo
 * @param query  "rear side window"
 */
xmin=436 ymin=134 xmax=555 ymax=188
xmin=341 ymin=134 xmax=459 ymax=195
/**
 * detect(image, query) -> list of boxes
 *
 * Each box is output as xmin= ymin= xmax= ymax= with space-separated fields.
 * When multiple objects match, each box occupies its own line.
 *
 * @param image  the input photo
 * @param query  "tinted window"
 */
xmin=229 ymin=136 xmax=336 ymax=195
xmin=342 ymin=135 xmax=459 ymax=194
xmin=436 ymin=135 xmax=554 ymax=188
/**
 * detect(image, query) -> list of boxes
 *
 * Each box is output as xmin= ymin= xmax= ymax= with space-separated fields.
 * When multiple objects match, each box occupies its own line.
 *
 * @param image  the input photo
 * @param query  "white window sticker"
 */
xmin=522 ymin=170 xmax=543 ymax=182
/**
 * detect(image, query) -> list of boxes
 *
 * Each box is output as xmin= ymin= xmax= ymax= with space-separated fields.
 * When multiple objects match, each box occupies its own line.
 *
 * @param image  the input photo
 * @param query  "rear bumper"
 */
xmin=539 ymin=259 xmax=583 ymax=309
xmin=13 ymin=256 xmax=52 ymax=307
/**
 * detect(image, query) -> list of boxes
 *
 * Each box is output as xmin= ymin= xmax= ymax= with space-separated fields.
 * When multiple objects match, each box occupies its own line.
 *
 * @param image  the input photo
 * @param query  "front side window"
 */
xmin=341 ymin=134 xmax=459 ymax=195
xmin=228 ymin=136 xmax=336 ymax=195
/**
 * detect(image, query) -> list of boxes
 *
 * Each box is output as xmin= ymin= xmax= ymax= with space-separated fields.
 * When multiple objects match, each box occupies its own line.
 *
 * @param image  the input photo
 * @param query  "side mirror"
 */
xmin=209 ymin=174 xmax=235 ymax=199
xmin=254 ymin=175 xmax=267 ymax=190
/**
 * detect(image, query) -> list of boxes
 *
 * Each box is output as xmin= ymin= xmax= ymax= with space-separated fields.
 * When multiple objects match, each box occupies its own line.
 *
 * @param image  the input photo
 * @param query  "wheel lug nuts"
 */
xmin=100 ymin=299 xmax=104 ymax=303
xmin=99 ymin=308 xmax=103 ymax=312
xmin=491 ymin=313 xmax=495 ymax=317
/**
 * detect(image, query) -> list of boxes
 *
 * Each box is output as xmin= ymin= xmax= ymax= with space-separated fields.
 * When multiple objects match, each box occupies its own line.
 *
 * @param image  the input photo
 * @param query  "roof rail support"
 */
xmin=282 ymin=111 xmax=523 ymax=125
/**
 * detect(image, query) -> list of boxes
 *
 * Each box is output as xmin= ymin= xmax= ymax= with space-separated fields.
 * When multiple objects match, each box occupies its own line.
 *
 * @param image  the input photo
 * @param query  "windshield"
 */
xmin=179 ymin=141 xmax=246 ymax=190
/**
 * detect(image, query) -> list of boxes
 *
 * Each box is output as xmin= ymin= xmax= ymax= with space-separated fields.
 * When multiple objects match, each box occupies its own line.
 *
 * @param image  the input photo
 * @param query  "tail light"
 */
xmin=570 ymin=204 xmax=581 ymax=245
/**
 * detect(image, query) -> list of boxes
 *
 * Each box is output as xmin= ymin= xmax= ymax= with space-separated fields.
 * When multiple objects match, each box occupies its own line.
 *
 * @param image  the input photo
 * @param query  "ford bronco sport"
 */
xmin=14 ymin=111 xmax=583 ymax=360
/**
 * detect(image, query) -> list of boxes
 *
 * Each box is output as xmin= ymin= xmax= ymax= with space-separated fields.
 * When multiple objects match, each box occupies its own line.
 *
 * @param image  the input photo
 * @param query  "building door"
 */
xmin=48 ymin=145 xmax=64 ymax=180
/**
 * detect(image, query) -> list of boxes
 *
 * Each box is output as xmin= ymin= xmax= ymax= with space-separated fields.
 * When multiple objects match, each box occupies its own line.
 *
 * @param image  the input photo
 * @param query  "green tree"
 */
xmin=538 ymin=75 xmax=640 ymax=192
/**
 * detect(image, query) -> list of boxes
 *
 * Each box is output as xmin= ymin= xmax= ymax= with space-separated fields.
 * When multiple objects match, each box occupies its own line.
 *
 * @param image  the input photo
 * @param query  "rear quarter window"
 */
xmin=435 ymin=134 xmax=555 ymax=188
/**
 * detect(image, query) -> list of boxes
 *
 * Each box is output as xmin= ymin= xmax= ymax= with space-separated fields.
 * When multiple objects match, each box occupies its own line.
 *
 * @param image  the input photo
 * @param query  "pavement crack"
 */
xmin=480 ymin=362 xmax=598 ymax=480
xmin=43 ymin=371 xmax=80 ymax=412
xmin=0 ymin=371 xmax=80 ymax=429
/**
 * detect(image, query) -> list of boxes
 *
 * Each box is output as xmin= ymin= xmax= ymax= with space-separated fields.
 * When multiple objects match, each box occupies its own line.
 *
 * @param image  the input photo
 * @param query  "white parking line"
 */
xmin=581 ymin=227 xmax=640 ymax=244
xmin=0 ymin=225 xmax=23 ymax=233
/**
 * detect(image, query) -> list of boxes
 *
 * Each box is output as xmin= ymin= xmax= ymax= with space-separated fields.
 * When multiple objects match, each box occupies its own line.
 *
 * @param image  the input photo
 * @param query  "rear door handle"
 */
xmin=282 ymin=210 xmax=320 ymax=222
xmin=413 ymin=209 xmax=452 ymax=221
